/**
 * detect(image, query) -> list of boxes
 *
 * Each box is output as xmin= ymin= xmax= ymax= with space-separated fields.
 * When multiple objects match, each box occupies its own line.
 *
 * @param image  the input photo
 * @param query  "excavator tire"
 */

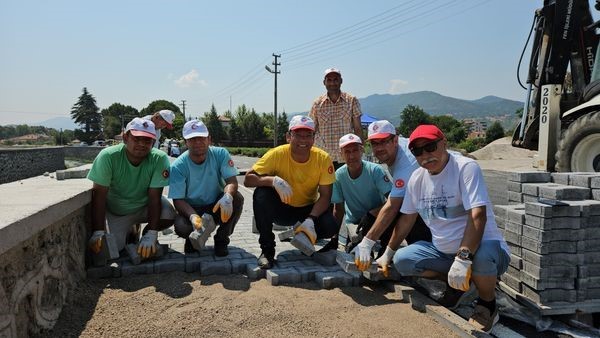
xmin=583 ymin=80 xmax=600 ymax=102
xmin=555 ymin=111 xmax=600 ymax=172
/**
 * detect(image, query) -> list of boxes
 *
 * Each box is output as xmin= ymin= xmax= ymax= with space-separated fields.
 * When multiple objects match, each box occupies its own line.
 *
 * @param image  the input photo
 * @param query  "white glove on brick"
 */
xmin=354 ymin=237 xmax=375 ymax=271
xmin=137 ymin=230 xmax=158 ymax=259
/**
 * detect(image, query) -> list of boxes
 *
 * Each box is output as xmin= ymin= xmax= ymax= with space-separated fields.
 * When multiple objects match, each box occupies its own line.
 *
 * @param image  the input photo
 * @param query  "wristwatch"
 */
xmin=456 ymin=247 xmax=473 ymax=260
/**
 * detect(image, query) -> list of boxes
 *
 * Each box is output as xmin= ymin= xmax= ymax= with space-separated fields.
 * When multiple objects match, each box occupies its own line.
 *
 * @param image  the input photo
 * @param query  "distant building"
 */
xmin=463 ymin=119 xmax=487 ymax=139
xmin=218 ymin=115 xmax=232 ymax=128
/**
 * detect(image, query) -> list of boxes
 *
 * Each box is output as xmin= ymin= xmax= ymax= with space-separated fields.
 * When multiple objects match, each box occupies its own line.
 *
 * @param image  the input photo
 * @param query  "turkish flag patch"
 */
xmin=328 ymin=165 xmax=334 ymax=174
xmin=228 ymin=159 xmax=234 ymax=167
xmin=383 ymin=175 xmax=389 ymax=182
xmin=162 ymin=169 xmax=170 ymax=179
xmin=394 ymin=179 xmax=404 ymax=188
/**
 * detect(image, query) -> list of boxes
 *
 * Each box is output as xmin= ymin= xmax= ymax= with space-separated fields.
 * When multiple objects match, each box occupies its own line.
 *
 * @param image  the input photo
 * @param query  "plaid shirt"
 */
xmin=309 ymin=92 xmax=362 ymax=162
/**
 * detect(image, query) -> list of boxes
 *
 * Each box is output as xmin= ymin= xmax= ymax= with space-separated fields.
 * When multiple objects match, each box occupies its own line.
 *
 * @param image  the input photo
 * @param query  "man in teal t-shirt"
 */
xmin=332 ymin=133 xmax=393 ymax=256
xmin=168 ymin=119 xmax=243 ymax=257
xmin=87 ymin=117 xmax=175 ymax=259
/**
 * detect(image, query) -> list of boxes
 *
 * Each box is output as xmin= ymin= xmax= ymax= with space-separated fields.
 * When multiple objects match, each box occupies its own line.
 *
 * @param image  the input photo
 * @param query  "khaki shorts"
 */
xmin=106 ymin=195 xmax=176 ymax=251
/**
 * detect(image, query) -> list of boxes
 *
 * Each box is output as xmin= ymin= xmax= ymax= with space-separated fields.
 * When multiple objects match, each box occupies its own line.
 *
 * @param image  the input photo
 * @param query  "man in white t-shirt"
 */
xmin=374 ymin=124 xmax=509 ymax=333
xmin=143 ymin=109 xmax=176 ymax=148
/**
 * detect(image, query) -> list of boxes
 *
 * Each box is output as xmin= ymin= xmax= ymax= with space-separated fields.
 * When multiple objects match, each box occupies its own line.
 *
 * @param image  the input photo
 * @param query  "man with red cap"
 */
xmin=376 ymin=124 xmax=509 ymax=333
xmin=87 ymin=117 xmax=176 ymax=261
xmin=244 ymin=115 xmax=338 ymax=269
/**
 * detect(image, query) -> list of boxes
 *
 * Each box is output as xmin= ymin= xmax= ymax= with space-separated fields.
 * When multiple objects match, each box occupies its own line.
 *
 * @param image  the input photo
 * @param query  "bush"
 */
xmin=226 ymin=147 xmax=270 ymax=158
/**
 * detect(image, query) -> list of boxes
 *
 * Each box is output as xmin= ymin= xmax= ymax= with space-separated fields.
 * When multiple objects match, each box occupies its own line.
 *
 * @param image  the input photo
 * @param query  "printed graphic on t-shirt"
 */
xmin=417 ymin=185 xmax=467 ymax=221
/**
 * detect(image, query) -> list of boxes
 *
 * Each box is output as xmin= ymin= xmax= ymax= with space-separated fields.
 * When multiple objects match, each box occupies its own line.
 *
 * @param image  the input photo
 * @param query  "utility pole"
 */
xmin=180 ymin=100 xmax=187 ymax=121
xmin=265 ymin=53 xmax=281 ymax=147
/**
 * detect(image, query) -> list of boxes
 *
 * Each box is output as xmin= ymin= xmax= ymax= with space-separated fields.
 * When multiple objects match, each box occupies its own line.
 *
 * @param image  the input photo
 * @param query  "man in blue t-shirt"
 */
xmin=169 ymin=119 xmax=243 ymax=256
xmin=331 ymin=133 xmax=392 ymax=255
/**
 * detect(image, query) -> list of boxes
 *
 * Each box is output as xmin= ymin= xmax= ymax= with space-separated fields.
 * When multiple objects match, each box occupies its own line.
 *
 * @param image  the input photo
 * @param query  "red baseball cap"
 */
xmin=408 ymin=124 xmax=445 ymax=148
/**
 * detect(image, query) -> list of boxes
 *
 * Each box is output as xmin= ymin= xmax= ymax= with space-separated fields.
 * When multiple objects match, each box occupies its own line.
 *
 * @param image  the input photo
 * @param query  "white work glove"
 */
xmin=137 ymin=230 xmax=158 ymax=259
xmin=294 ymin=217 xmax=317 ymax=244
xmin=212 ymin=193 xmax=234 ymax=223
xmin=376 ymin=246 xmax=396 ymax=277
xmin=354 ymin=237 xmax=375 ymax=271
xmin=448 ymin=257 xmax=472 ymax=291
xmin=88 ymin=230 xmax=105 ymax=254
xmin=189 ymin=213 xmax=202 ymax=231
xmin=272 ymin=176 xmax=293 ymax=204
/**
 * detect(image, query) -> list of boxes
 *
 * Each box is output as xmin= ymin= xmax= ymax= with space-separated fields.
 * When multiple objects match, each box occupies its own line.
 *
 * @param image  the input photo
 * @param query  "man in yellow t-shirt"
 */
xmin=244 ymin=115 xmax=337 ymax=269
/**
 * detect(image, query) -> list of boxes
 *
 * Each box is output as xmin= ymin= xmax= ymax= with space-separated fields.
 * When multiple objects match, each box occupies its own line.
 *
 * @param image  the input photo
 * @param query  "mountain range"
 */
xmin=26 ymin=91 xmax=524 ymax=130
xmin=357 ymin=91 xmax=524 ymax=125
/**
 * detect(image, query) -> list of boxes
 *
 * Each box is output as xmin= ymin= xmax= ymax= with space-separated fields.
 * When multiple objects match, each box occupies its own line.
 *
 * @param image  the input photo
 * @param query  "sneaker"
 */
xmin=469 ymin=303 xmax=499 ymax=333
xmin=437 ymin=285 xmax=475 ymax=309
xmin=257 ymin=253 xmax=275 ymax=269
xmin=214 ymin=244 xmax=229 ymax=257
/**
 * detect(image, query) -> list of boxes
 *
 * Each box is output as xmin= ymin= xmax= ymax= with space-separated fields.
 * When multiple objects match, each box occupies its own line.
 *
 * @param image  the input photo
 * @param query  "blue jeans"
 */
xmin=393 ymin=240 xmax=510 ymax=277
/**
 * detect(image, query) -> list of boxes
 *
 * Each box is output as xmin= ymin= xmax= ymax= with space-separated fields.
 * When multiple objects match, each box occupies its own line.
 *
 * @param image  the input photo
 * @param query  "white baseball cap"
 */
xmin=288 ymin=115 xmax=315 ymax=131
xmin=183 ymin=119 xmax=209 ymax=139
xmin=339 ymin=133 xmax=362 ymax=148
xmin=324 ymin=67 xmax=341 ymax=77
xmin=158 ymin=110 xmax=175 ymax=129
xmin=368 ymin=120 xmax=396 ymax=140
xmin=125 ymin=117 xmax=157 ymax=139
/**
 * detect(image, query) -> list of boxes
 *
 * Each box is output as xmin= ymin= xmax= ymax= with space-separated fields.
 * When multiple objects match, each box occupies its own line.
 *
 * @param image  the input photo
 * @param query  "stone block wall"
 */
xmin=63 ymin=146 xmax=102 ymax=162
xmin=0 ymin=148 xmax=65 ymax=184
xmin=0 ymin=208 xmax=88 ymax=337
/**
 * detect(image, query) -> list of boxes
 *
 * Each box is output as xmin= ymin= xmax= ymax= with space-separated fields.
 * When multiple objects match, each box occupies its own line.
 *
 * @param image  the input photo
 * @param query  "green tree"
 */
xmin=398 ymin=104 xmax=431 ymax=137
xmin=101 ymin=103 xmax=139 ymax=138
xmin=70 ymin=87 xmax=102 ymax=143
xmin=234 ymin=105 xmax=265 ymax=142
xmin=139 ymin=100 xmax=183 ymax=139
xmin=485 ymin=121 xmax=505 ymax=144
xmin=202 ymin=104 xmax=226 ymax=144
xmin=430 ymin=115 xmax=467 ymax=145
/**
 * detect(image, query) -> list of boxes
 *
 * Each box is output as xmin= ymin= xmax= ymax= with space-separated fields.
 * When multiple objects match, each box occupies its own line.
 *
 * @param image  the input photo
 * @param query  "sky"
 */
xmin=0 ymin=0 xmax=586 ymax=126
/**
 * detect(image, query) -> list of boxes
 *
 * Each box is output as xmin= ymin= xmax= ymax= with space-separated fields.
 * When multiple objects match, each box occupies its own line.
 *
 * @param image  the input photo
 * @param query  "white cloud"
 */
xmin=389 ymin=79 xmax=408 ymax=94
xmin=174 ymin=69 xmax=207 ymax=88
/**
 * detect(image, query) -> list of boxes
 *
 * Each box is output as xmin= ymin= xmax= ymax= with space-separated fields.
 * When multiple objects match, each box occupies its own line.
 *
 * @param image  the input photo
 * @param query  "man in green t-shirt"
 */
xmin=87 ymin=117 xmax=176 ymax=259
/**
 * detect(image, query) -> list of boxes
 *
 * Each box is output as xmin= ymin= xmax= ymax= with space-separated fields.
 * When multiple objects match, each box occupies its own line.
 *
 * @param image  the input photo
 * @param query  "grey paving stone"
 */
xmin=521 ymin=236 xmax=577 ymax=254
xmin=524 ymin=202 xmax=581 ymax=218
xmin=581 ymin=239 xmax=600 ymax=252
xmin=290 ymin=232 xmax=315 ymax=256
xmin=313 ymin=250 xmax=337 ymax=266
xmin=121 ymin=261 xmax=154 ymax=276
xmin=565 ymin=200 xmax=600 ymax=216
xmin=551 ymin=172 xmax=570 ymax=185
xmin=493 ymin=204 xmax=510 ymax=219
xmin=538 ymin=184 xmax=590 ymax=200
xmin=521 ymin=248 xmax=583 ymax=267
xmin=509 ymin=253 xmax=522 ymax=269
xmin=315 ymin=271 xmax=357 ymax=289
xmin=188 ymin=214 xmax=217 ymax=251
xmin=577 ymin=264 xmax=600 ymax=278
xmin=502 ymin=229 xmax=521 ymax=246
xmin=507 ymin=181 xmax=522 ymax=193
xmin=520 ymin=270 xmax=574 ymax=291
xmin=508 ymin=191 xmax=523 ymax=203
xmin=509 ymin=171 xmax=552 ymax=183
xmin=522 ymin=283 xmax=577 ymax=303
xmin=266 ymin=268 xmax=301 ymax=285
xmin=296 ymin=265 xmax=330 ymax=282
xmin=525 ymin=215 xmax=582 ymax=230
xmin=569 ymin=173 xmax=600 ymax=188
xmin=185 ymin=256 xmax=215 ymax=272
xmin=336 ymin=252 xmax=378 ymax=273
xmin=87 ymin=265 xmax=114 ymax=279
xmin=500 ymin=272 xmax=521 ymax=293
xmin=507 ymin=242 xmax=522 ymax=257
xmin=522 ymin=261 xmax=577 ymax=279
xmin=246 ymin=263 xmax=266 ymax=280
xmin=505 ymin=221 xmax=522 ymax=235
xmin=125 ymin=243 xmax=142 ymax=265
xmin=362 ymin=266 xmax=401 ymax=282
xmin=593 ymin=189 xmax=600 ymax=201
xmin=495 ymin=215 xmax=505 ymax=230
xmin=230 ymin=258 xmax=257 ymax=273
xmin=523 ymin=194 xmax=539 ymax=203
xmin=507 ymin=207 xmax=526 ymax=224
xmin=584 ymin=252 xmax=600 ymax=264
xmin=577 ymin=288 xmax=600 ymax=301
xmin=200 ymin=260 xmax=232 ymax=275
xmin=92 ymin=233 xmax=120 ymax=267
xmin=521 ymin=224 xmax=584 ymax=243
xmin=592 ymin=177 xmax=600 ymax=189
xmin=521 ymin=183 xmax=541 ymax=196
xmin=277 ymin=227 xmax=295 ymax=241
xmin=154 ymin=258 xmax=185 ymax=274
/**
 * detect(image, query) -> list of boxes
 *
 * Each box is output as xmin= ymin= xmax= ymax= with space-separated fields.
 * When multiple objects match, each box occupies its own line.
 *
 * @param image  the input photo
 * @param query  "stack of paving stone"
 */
xmin=494 ymin=171 xmax=600 ymax=313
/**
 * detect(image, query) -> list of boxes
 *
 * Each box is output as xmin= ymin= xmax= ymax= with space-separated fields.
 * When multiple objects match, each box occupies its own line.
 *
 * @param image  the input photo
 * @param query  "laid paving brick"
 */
xmin=154 ymin=258 xmax=185 ymax=274
xmin=522 ymin=261 xmax=577 ymax=279
xmin=362 ymin=266 xmax=401 ymax=282
xmin=266 ymin=268 xmax=301 ymax=285
xmin=509 ymin=171 xmax=552 ymax=183
xmin=313 ymin=250 xmax=337 ymax=266
xmin=246 ymin=263 xmax=266 ymax=280
xmin=581 ymin=239 xmax=600 ymax=252
xmin=538 ymin=184 xmax=590 ymax=200
xmin=87 ymin=265 xmax=114 ymax=279
xmin=336 ymin=252 xmax=378 ymax=273
xmin=200 ymin=260 xmax=232 ymax=275
xmin=230 ymin=258 xmax=258 ymax=273
xmin=584 ymin=252 xmax=600 ymax=264
xmin=125 ymin=244 xmax=142 ymax=265
xmin=520 ymin=270 xmax=574 ymax=290
xmin=121 ymin=260 xmax=154 ymax=276
xmin=296 ymin=265 xmax=330 ymax=282
xmin=315 ymin=271 xmax=358 ymax=289
xmin=525 ymin=215 xmax=582 ymax=230
xmin=524 ymin=202 xmax=581 ymax=218
xmin=275 ymin=260 xmax=306 ymax=268
xmin=185 ymin=256 xmax=215 ymax=272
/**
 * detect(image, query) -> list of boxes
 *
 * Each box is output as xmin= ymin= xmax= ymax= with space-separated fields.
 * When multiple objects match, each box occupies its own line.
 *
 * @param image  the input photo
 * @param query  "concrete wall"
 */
xmin=0 ymin=148 xmax=65 ymax=184
xmin=0 ymin=146 xmax=103 ymax=184
xmin=0 ymin=174 xmax=92 ymax=337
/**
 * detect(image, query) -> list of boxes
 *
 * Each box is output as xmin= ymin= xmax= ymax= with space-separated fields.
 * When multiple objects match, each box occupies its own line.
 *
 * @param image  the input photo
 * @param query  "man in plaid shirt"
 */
xmin=310 ymin=68 xmax=362 ymax=169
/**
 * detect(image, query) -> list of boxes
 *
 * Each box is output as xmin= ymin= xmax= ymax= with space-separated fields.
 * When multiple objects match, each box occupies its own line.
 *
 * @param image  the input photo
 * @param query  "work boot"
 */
xmin=258 ymin=252 xmax=275 ymax=269
xmin=437 ymin=284 xmax=475 ymax=309
xmin=468 ymin=299 xmax=499 ymax=333
xmin=214 ymin=243 xmax=229 ymax=257
xmin=317 ymin=237 xmax=338 ymax=253
xmin=184 ymin=238 xmax=196 ymax=254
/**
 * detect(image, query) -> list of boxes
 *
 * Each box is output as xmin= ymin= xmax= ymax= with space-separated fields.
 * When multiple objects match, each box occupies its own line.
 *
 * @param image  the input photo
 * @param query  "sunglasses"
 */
xmin=410 ymin=139 xmax=441 ymax=156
